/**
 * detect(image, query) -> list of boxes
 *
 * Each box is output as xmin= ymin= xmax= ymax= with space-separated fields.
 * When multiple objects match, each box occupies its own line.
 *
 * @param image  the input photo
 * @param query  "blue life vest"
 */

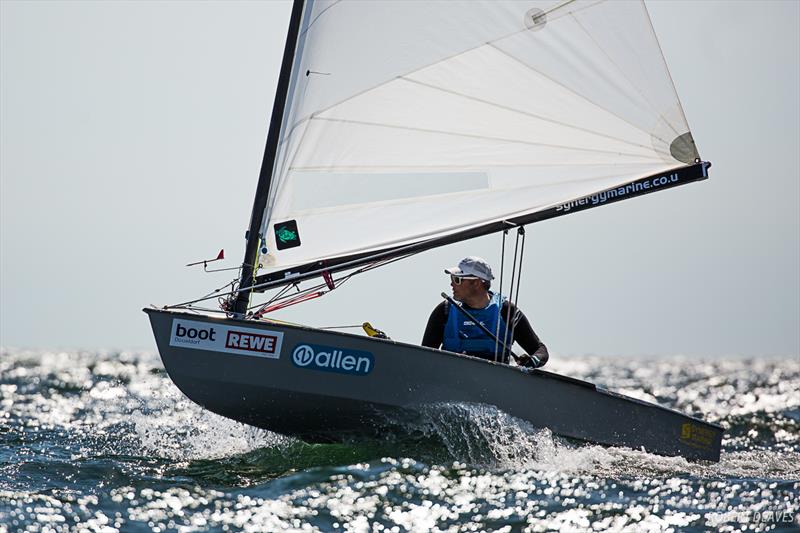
xmin=442 ymin=292 xmax=511 ymax=362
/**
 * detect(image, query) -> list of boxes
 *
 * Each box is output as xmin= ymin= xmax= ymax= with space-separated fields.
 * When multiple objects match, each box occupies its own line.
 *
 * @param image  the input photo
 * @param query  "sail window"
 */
xmin=288 ymin=171 xmax=489 ymax=211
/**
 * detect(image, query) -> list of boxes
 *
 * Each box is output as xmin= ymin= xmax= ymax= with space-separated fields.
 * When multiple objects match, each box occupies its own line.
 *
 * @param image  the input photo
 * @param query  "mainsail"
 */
xmin=243 ymin=0 xmax=705 ymax=294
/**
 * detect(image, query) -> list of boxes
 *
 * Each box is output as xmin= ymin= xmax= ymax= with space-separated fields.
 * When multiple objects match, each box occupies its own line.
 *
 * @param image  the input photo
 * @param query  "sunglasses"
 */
xmin=450 ymin=275 xmax=479 ymax=285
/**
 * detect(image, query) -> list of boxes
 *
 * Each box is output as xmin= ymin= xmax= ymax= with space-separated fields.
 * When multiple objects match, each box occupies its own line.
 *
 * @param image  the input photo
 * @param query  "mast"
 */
xmin=233 ymin=0 xmax=306 ymax=317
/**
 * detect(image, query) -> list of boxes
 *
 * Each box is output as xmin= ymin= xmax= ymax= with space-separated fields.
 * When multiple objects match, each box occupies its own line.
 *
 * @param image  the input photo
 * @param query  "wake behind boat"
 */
xmin=146 ymin=308 xmax=722 ymax=461
xmin=146 ymin=0 xmax=722 ymax=462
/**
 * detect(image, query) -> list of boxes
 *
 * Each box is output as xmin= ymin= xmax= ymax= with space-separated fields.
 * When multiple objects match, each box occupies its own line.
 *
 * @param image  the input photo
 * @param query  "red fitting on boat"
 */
xmin=253 ymin=291 xmax=324 ymax=317
xmin=322 ymin=270 xmax=335 ymax=290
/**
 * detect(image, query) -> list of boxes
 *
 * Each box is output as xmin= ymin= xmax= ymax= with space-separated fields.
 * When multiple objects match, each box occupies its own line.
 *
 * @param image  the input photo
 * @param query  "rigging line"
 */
xmin=494 ymin=227 xmax=509 ymax=363
xmin=249 ymin=252 xmax=420 ymax=315
xmin=310 ymin=116 xmax=662 ymax=160
xmin=319 ymin=325 xmax=363 ymax=330
xmin=503 ymin=228 xmax=522 ymax=364
xmin=248 ymin=282 xmax=295 ymax=313
xmin=508 ymin=227 xmax=526 ymax=359
xmin=260 ymin=284 xmax=317 ymax=307
xmin=358 ymin=251 xmax=418 ymax=271
xmin=252 ymin=290 xmax=320 ymax=316
xmin=171 ymin=279 xmax=237 ymax=309
xmin=335 ymin=253 xmax=418 ymax=285
xmin=203 ymin=278 xmax=238 ymax=300
xmin=188 ymin=307 xmax=229 ymax=315
xmin=568 ymin=10 xmax=681 ymax=139
xmin=255 ymin=316 xmax=307 ymax=327
xmin=398 ymin=77 xmax=658 ymax=154
xmin=250 ymin=257 xmax=413 ymax=316
xmin=255 ymin=281 xmax=333 ymax=311
xmin=256 ymin=290 xmax=327 ymax=314
xmin=169 ymin=282 xmax=260 ymax=309
xmin=485 ymin=44 xmax=673 ymax=148
xmin=276 ymin=0 xmax=598 ymax=145
xmin=170 ymin=233 xmax=479 ymax=308
xmin=249 ymin=276 xmax=332 ymax=314
xmin=250 ymin=260 xmax=375 ymax=317
xmin=266 ymin=283 xmax=295 ymax=306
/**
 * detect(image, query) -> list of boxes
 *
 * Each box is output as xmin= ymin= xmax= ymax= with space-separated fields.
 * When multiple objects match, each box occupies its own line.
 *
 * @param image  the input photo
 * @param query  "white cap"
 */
xmin=444 ymin=256 xmax=494 ymax=281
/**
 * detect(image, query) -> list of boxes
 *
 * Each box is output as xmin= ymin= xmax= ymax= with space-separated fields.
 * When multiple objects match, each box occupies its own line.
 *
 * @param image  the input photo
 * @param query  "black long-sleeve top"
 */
xmin=421 ymin=300 xmax=549 ymax=366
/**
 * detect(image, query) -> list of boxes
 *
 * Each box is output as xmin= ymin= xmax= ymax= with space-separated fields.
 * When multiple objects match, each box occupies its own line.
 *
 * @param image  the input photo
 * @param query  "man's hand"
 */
xmin=517 ymin=354 xmax=542 ymax=368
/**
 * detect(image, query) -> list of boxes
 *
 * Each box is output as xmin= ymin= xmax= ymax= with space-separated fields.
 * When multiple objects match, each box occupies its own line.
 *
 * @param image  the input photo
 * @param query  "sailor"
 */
xmin=421 ymin=256 xmax=549 ymax=368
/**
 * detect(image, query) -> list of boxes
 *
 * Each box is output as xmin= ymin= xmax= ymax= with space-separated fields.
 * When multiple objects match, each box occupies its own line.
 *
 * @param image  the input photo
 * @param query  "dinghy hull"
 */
xmin=145 ymin=308 xmax=723 ymax=461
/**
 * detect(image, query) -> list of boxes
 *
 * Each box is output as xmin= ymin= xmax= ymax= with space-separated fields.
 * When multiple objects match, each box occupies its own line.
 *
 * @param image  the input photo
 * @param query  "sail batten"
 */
xmin=308 ymin=117 xmax=665 ymax=160
xmin=483 ymin=43 xmax=675 ymax=147
xmin=254 ymin=0 xmax=704 ymax=285
xmin=398 ymin=77 xmax=662 ymax=153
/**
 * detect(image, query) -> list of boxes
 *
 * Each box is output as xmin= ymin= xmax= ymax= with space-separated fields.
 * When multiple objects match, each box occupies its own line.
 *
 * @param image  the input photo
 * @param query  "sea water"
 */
xmin=1 ymin=349 xmax=797 ymax=532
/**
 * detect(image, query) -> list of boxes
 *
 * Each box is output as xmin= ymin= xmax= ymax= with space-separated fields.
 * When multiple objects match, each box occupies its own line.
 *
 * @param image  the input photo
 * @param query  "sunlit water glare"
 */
xmin=1 ymin=349 xmax=797 ymax=532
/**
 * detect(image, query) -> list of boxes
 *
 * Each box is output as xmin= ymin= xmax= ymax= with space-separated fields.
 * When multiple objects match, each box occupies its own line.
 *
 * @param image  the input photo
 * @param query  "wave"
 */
xmin=1 ymin=349 xmax=798 ymax=486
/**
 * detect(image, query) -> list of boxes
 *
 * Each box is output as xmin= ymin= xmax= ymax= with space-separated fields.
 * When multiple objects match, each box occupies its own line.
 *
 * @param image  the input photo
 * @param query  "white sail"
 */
xmin=258 ymin=0 xmax=699 ymax=273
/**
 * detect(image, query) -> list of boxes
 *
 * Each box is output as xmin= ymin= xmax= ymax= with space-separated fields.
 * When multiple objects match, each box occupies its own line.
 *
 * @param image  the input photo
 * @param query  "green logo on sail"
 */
xmin=273 ymin=220 xmax=301 ymax=250
xmin=276 ymin=226 xmax=297 ymax=243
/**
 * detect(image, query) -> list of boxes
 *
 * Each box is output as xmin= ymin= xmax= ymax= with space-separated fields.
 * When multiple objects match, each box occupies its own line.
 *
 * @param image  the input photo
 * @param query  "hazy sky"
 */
xmin=1 ymin=0 xmax=798 ymax=357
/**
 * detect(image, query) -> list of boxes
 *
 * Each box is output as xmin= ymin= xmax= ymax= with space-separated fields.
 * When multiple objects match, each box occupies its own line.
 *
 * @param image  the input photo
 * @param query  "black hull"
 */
xmin=145 ymin=309 xmax=724 ymax=461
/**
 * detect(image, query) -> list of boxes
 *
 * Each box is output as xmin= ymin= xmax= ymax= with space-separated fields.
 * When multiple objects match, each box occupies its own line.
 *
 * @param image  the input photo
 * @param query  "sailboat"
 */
xmin=145 ymin=0 xmax=723 ymax=462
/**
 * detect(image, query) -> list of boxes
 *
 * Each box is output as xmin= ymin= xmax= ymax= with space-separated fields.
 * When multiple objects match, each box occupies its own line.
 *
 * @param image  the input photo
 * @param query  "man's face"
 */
xmin=450 ymin=275 xmax=483 ymax=302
